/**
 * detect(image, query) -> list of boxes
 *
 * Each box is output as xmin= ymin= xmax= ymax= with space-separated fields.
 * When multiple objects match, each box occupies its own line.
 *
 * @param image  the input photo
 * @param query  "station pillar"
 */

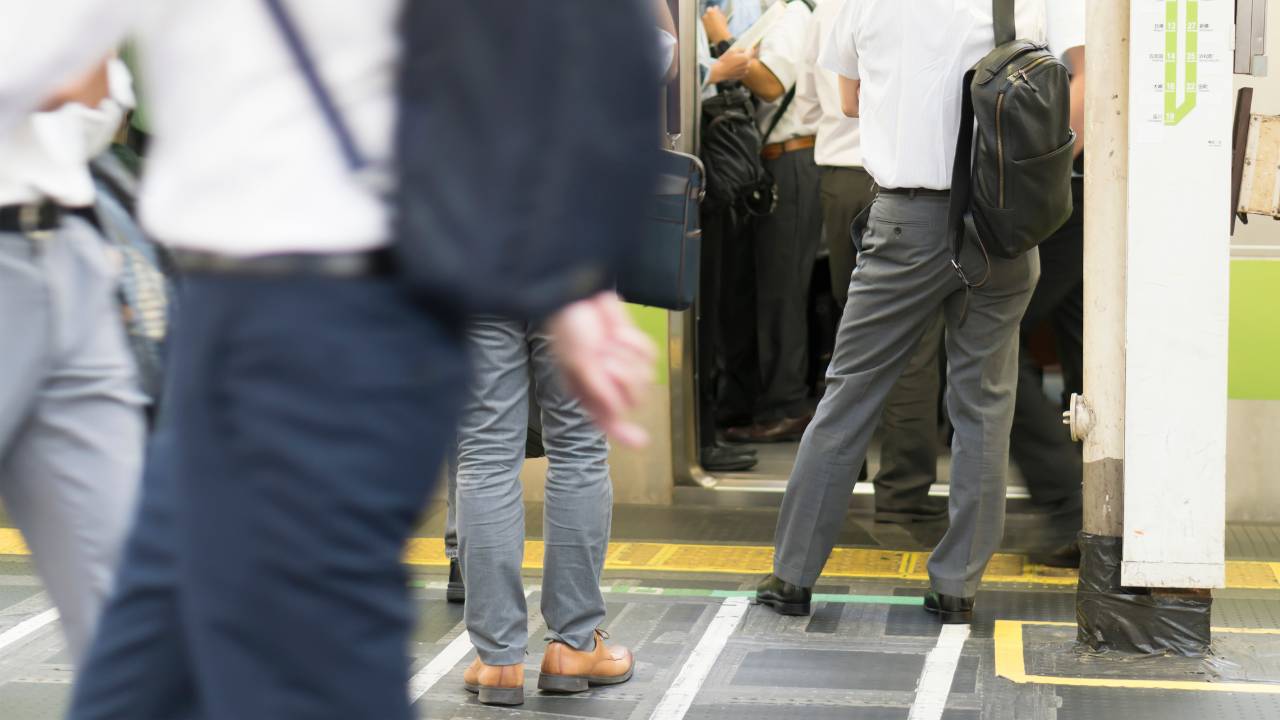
xmin=1071 ymin=0 xmax=1230 ymax=657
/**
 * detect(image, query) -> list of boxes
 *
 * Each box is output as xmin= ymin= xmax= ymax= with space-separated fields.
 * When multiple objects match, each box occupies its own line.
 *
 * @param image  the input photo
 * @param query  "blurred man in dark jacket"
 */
xmin=1 ymin=2 xmax=660 ymax=719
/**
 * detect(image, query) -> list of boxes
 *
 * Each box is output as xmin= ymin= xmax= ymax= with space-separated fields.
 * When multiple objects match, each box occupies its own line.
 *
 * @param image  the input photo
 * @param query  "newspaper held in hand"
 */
xmin=728 ymin=1 xmax=787 ymax=54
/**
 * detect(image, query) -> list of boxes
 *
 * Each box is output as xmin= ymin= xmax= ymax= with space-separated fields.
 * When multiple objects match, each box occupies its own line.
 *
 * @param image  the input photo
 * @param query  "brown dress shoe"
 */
xmin=724 ymin=415 xmax=812 ymax=444
xmin=538 ymin=629 xmax=634 ymax=693
xmin=463 ymin=657 xmax=524 ymax=706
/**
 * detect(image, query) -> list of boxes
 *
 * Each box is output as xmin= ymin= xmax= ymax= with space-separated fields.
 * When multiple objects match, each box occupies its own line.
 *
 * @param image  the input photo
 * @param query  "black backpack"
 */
xmin=699 ymin=0 xmax=815 ymax=216
xmin=948 ymin=0 xmax=1075 ymax=288
xmin=700 ymin=84 xmax=776 ymax=215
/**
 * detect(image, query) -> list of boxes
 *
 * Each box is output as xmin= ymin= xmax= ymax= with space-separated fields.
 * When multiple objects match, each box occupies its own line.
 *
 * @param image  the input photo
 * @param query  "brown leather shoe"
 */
xmin=463 ymin=658 xmax=524 ymax=706
xmin=724 ymin=415 xmax=812 ymax=444
xmin=538 ymin=629 xmax=634 ymax=693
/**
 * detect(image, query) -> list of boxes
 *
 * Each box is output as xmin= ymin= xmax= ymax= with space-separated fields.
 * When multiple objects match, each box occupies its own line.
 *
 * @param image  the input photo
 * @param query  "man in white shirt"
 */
xmin=803 ymin=0 xmax=948 ymax=525
xmin=0 ymin=60 xmax=145 ymax=668
xmin=1 ymin=2 xmax=659 ymax=718
xmin=757 ymin=0 xmax=1049 ymax=623
xmin=707 ymin=0 xmax=824 ymax=443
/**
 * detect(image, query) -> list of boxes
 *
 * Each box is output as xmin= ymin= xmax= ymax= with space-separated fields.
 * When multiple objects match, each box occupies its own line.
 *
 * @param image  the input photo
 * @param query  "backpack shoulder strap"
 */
xmin=947 ymin=69 xmax=976 ymax=267
xmin=993 ymin=0 xmax=1016 ymax=46
xmin=762 ymin=84 xmax=798 ymax=145
xmin=947 ymin=67 xmax=990 ymax=301
xmin=260 ymin=0 xmax=367 ymax=171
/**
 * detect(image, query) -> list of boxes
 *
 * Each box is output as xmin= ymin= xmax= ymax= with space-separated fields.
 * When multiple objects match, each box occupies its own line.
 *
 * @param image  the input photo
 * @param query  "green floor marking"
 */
xmin=1165 ymin=0 xmax=1198 ymax=125
xmin=606 ymin=585 xmax=924 ymax=606
xmin=411 ymin=580 xmax=924 ymax=606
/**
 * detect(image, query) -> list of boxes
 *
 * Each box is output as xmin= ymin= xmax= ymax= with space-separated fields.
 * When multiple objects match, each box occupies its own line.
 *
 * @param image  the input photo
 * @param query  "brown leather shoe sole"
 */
xmin=537 ymin=663 xmax=635 ymax=694
xmin=464 ymin=682 xmax=524 ymax=706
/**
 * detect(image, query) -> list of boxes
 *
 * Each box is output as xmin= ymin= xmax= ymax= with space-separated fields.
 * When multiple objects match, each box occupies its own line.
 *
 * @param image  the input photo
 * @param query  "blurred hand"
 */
xmin=702 ymin=7 xmax=732 ymax=44
xmin=709 ymin=50 xmax=751 ymax=83
xmin=548 ymin=292 xmax=657 ymax=447
xmin=39 ymin=58 xmax=111 ymax=112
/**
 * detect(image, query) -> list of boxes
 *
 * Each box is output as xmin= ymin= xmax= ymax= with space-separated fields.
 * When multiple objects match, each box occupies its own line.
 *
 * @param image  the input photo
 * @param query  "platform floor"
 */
xmin=3 ymin=505 xmax=1280 ymax=719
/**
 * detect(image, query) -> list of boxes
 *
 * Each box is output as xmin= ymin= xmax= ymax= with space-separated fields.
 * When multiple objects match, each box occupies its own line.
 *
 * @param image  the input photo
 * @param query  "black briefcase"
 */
xmin=617 ymin=150 xmax=704 ymax=311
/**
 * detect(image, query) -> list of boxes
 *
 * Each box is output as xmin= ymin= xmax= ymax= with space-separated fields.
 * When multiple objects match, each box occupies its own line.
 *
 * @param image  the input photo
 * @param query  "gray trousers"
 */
xmin=455 ymin=317 xmax=612 ymax=665
xmin=444 ymin=384 xmax=541 ymax=560
xmin=820 ymin=166 xmax=945 ymax=519
xmin=0 ymin=219 xmax=145 ymax=664
xmin=773 ymin=194 xmax=1038 ymax=597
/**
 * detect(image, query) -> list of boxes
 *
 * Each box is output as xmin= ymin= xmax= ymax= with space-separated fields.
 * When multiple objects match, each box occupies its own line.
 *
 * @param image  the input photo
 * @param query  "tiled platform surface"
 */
xmin=3 ymin=561 xmax=1280 ymax=719
xmin=4 ymin=504 xmax=1280 ymax=719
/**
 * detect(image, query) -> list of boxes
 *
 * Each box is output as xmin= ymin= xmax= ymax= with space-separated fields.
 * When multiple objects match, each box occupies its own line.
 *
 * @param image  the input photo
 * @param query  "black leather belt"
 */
xmin=170 ymin=248 xmax=396 ymax=278
xmin=0 ymin=202 xmax=62 ymax=233
xmin=876 ymin=187 xmax=951 ymax=198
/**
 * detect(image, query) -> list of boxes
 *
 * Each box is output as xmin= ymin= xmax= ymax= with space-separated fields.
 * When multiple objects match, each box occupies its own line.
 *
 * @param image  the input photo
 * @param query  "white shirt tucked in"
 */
xmin=820 ymin=0 xmax=1048 ymax=190
xmin=754 ymin=0 xmax=819 ymax=144
xmin=802 ymin=0 xmax=861 ymax=168
xmin=1 ymin=0 xmax=399 ymax=257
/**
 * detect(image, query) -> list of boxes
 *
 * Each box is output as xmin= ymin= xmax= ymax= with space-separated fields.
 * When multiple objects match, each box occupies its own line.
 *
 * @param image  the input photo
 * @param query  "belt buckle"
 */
xmin=19 ymin=204 xmax=51 ymax=240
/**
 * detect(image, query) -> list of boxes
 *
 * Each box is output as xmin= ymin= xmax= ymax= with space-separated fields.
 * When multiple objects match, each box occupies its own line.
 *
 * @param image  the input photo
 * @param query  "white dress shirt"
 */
xmin=1047 ymin=1 xmax=1087 ymax=62
xmin=754 ymin=0 xmax=819 ymax=144
xmin=802 ymin=0 xmax=861 ymax=168
xmin=820 ymin=0 xmax=1049 ymax=190
xmin=1 ymin=0 xmax=399 ymax=256
xmin=0 ymin=61 xmax=133 ymax=208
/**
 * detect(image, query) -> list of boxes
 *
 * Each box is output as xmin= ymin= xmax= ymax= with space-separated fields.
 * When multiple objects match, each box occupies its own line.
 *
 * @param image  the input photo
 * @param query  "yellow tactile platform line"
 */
xmin=2 ymin=528 xmax=1278 ymax=590
xmin=995 ymin=620 xmax=1280 ymax=693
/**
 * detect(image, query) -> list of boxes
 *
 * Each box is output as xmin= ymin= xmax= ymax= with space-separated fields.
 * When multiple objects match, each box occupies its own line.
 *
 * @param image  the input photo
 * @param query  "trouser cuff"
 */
xmin=475 ymin=646 xmax=527 ymax=667
xmin=773 ymin=559 xmax=817 ymax=589
xmin=928 ymin=574 xmax=979 ymax=599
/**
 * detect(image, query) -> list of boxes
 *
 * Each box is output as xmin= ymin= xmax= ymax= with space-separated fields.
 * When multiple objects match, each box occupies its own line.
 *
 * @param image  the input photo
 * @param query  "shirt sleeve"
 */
xmin=0 ymin=0 xmax=144 ymax=135
xmin=756 ymin=2 xmax=813 ymax=91
xmin=819 ymin=0 xmax=860 ymax=80
xmin=1046 ymin=0 xmax=1086 ymax=58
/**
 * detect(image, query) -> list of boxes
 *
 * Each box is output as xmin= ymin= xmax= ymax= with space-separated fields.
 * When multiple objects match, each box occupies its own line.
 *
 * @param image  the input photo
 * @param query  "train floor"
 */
xmin=3 ymin=504 xmax=1280 ymax=719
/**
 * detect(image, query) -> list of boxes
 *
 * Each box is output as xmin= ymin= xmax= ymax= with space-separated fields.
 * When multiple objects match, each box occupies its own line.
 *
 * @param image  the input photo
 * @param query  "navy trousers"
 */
xmin=68 ymin=273 xmax=468 ymax=720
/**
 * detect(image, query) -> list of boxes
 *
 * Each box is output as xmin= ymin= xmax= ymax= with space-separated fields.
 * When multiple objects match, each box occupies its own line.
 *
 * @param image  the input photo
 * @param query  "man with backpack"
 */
xmin=757 ymin=0 xmax=1075 ymax=623
xmin=705 ymin=0 xmax=824 ymax=445
xmin=1 ymin=2 xmax=660 ymax=719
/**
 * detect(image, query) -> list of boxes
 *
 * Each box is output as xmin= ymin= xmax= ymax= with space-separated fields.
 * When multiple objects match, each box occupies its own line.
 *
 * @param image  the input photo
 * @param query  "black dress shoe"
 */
xmin=874 ymin=496 xmax=950 ymax=524
xmin=724 ymin=415 xmax=812 ymax=444
xmin=1030 ymin=542 xmax=1082 ymax=569
xmin=923 ymin=591 xmax=973 ymax=624
xmin=754 ymin=574 xmax=812 ymax=616
xmin=447 ymin=558 xmax=465 ymax=604
xmin=701 ymin=444 xmax=759 ymax=472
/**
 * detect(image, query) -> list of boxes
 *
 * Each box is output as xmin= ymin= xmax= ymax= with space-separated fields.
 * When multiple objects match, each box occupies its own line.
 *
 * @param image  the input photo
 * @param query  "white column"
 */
xmin=1080 ymin=0 xmax=1131 ymax=540
xmin=1121 ymin=0 xmax=1230 ymax=589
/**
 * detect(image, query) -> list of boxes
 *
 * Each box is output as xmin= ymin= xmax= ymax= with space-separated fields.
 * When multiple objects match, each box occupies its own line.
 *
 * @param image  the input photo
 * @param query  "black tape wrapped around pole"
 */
xmin=1075 ymin=533 xmax=1213 ymax=657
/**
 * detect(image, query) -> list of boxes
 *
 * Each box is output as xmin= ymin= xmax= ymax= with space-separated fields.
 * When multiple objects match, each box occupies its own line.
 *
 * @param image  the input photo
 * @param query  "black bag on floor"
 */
xmin=948 ymin=0 xmax=1075 ymax=286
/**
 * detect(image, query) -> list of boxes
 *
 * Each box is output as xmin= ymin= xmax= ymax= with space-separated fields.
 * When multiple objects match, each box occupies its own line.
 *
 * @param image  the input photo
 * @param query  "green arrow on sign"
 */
xmin=1165 ymin=0 xmax=1198 ymax=125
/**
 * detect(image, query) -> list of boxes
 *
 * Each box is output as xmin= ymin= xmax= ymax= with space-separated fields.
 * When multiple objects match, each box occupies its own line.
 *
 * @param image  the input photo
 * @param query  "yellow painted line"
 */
xmin=995 ymin=620 xmax=1280 ymax=694
xmin=0 ymin=529 xmax=29 ymax=556
xmin=3 ymin=528 xmax=1279 ymax=590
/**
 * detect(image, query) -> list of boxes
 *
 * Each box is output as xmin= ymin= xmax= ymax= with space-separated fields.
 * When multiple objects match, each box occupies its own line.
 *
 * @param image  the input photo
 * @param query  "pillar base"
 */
xmin=1075 ymin=533 xmax=1213 ymax=657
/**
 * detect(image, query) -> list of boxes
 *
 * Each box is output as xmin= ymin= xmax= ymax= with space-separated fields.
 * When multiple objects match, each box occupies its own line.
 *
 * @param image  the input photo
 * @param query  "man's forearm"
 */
xmin=838 ymin=76 xmax=860 ymax=118
xmin=1065 ymin=47 xmax=1085 ymax=158
xmin=744 ymin=61 xmax=785 ymax=103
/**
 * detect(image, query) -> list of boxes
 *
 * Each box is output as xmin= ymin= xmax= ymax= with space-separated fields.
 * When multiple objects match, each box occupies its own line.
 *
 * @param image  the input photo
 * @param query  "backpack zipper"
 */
xmin=996 ymin=54 xmax=1057 ymax=207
